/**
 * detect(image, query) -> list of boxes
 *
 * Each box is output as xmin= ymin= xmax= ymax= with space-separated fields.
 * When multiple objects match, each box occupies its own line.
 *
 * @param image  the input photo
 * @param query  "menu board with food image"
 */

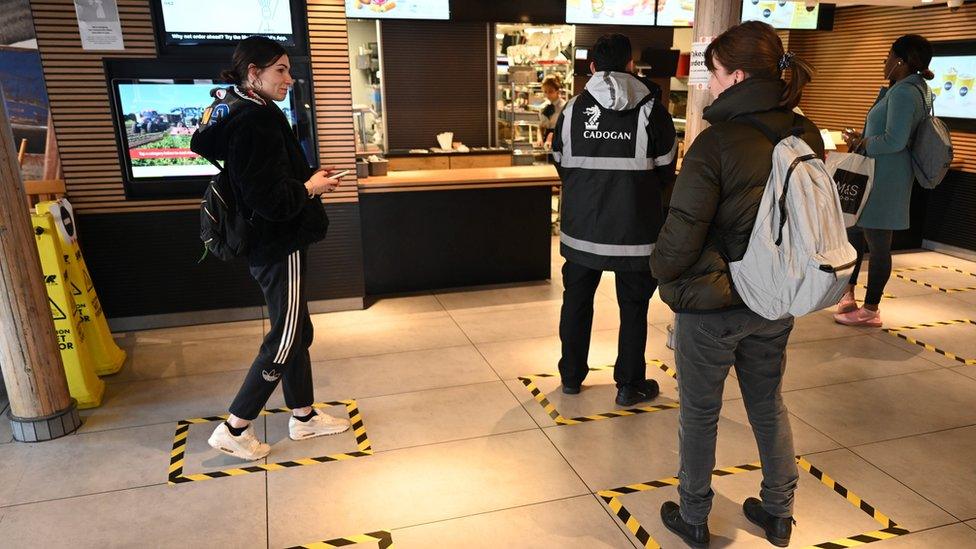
xmin=344 ymin=0 xmax=448 ymax=20
xmin=656 ymin=0 xmax=695 ymax=27
xmin=565 ymin=0 xmax=655 ymax=26
xmin=930 ymin=55 xmax=976 ymax=120
xmin=741 ymin=0 xmax=819 ymax=30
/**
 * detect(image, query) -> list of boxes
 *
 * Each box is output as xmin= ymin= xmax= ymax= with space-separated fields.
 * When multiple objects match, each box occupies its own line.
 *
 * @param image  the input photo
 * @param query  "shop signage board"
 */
xmin=73 ymin=0 xmax=125 ymax=51
xmin=689 ymin=37 xmax=713 ymax=90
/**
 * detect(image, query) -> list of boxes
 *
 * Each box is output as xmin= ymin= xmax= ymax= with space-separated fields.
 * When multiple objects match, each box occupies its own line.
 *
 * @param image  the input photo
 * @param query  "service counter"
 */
xmin=358 ymin=165 xmax=559 ymax=294
xmin=385 ymin=148 xmax=514 ymax=171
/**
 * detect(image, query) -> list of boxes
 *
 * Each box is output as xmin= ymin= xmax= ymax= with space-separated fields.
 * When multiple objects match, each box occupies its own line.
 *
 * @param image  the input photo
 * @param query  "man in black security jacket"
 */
xmin=551 ymin=33 xmax=678 ymax=407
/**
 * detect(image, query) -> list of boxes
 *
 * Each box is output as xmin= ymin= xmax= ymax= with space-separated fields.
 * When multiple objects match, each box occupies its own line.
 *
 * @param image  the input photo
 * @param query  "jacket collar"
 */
xmin=703 ymin=78 xmax=786 ymax=124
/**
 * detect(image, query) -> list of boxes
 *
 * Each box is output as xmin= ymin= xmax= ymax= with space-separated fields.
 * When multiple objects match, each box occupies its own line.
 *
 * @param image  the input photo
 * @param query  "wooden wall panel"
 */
xmin=788 ymin=4 xmax=976 ymax=173
xmin=382 ymin=21 xmax=492 ymax=150
xmin=30 ymin=0 xmax=359 ymax=212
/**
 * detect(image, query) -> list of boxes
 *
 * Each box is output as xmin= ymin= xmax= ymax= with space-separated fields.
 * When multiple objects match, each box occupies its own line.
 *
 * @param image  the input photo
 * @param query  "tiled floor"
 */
xmin=3 ymin=244 xmax=976 ymax=548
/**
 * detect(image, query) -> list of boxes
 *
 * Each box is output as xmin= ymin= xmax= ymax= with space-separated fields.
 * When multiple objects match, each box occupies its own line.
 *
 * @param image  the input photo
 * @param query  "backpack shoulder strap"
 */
xmin=203 ymin=156 xmax=223 ymax=172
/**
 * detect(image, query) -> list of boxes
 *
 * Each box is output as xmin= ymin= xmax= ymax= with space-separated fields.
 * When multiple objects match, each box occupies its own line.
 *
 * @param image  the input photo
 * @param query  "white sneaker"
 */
xmin=289 ymin=409 xmax=351 ymax=441
xmin=208 ymin=423 xmax=271 ymax=461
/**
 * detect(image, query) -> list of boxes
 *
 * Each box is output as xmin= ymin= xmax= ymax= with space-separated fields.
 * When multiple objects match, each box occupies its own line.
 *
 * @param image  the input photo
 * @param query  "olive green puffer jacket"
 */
xmin=650 ymin=78 xmax=825 ymax=313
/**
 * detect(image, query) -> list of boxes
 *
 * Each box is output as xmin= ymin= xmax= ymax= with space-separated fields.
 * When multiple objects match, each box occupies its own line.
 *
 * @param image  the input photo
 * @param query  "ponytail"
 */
xmin=781 ymin=54 xmax=814 ymax=110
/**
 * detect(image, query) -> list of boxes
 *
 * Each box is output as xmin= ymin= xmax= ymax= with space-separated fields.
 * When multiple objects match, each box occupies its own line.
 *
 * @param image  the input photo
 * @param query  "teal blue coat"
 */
xmin=858 ymin=74 xmax=927 ymax=230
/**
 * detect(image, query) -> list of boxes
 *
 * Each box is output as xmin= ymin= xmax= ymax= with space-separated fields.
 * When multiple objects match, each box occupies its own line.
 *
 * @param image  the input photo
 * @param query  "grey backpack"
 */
xmin=911 ymin=85 xmax=953 ymax=189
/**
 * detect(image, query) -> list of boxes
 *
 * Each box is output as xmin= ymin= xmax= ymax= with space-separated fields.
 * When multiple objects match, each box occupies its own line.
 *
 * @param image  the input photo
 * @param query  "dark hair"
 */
xmin=220 ymin=36 xmax=288 ymax=85
xmin=541 ymin=74 xmax=562 ymax=93
xmin=704 ymin=21 xmax=814 ymax=110
xmin=592 ymin=33 xmax=633 ymax=73
xmin=891 ymin=34 xmax=935 ymax=81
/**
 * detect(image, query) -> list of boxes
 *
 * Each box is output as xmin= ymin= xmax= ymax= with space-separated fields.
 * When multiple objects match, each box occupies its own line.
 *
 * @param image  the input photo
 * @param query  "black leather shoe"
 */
xmin=660 ymin=501 xmax=709 ymax=548
xmin=743 ymin=497 xmax=794 ymax=547
xmin=615 ymin=379 xmax=660 ymax=406
xmin=561 ymin=384 xmax=581 ymax=395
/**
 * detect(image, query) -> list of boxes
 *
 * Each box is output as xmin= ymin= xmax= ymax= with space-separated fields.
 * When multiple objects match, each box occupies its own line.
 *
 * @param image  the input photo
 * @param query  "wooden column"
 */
xmin=685 ymin=0 xmax=742 ymax=147
xmin=0 ymin=91 xmax=80 ymax=442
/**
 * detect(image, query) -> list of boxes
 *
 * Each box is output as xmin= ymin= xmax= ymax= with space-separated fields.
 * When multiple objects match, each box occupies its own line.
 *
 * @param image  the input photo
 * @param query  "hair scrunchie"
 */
xmin=778 ymin=51 xmax=796 ymax=71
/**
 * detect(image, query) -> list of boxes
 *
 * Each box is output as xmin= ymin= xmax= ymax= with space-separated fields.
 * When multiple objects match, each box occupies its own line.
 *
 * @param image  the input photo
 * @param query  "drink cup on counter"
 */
xmin=436 ymin=132 xmax=453 ymax=150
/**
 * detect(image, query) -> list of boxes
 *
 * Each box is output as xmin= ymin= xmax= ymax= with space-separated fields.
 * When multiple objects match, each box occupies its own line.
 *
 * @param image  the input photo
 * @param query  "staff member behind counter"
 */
xmin=538 ymin=74 xmax=567 ymax=148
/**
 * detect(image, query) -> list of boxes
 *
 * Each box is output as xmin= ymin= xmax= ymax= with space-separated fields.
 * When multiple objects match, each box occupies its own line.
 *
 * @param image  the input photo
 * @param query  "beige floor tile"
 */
xmin=266 ymin=430 xmax=589 ymax=548
xmin=0 ymin=422 xmax=179 ymax=506
xmin=854 ymin=425 xmax=976 ymax=520
xmin=954 ymin=366 xmax=976 ymax=381
xmin=891 ymin=250 xmax=976 ymax=270
xmin=863 ymin=523 xmax=976 ymax=548
xmin=106 ymin=333 xmax=262 ymax=384
xmin=348 ymin=381 xmax=536 ymax=452
xmin=309 ymin=311 xmax=471 ymax=360
xmin=876 ymin=293 xmax=975 ymax=330
xmin=542 ymin=399 xmax=837 ymax=492
xmin=503 ymin=366 xmax=684 ymax=429
xmin=0 ymin=474 xmax=267 ymax=549
xmin=293 ymin=345 xmax=498 ymax=403
xmin=878 ymin=320 xmax=976 ymax=368
xmin=603 ymin=464 xmax=899 ymax=549
xmin=324 ymin=294 xmax=445 ymax=325
xmin=785 ymin=369 xmax=976 ymax=446
xmin=782 ymin=334 xmax=941 ymax=393
xmin=448 ymin=297 xmax=619 ymax=344
xmin=392 ymin=495 xmax=635 ymax=548
xmin=435 ymin=281 xmax=564 ymax=311
xmin=853 ymin=270 xmax=936 ymax=299
xmin=178 ymin=417 xmax=268 ymax=477
xmin=790 ymin=310 xmax=877 ymax=343
xmin=803 ymin=449 xmax=956 ymax=531
xmin=476 ymin=329 xmax=620 ymax=381
xmin=891 ymin=264 xmax=976 ymax=291
xmin=967 ymin=520 xmax=976 ymax=532
xmin=78 ymin=369 xmax=248 ymax=433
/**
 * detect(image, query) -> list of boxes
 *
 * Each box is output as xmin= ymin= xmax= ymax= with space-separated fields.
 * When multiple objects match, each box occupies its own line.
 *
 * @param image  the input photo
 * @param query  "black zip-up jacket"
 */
xmin=650 ymin=78 xmax=825 ymax=312
xmin=191 ymin=97 xmax=327 ymax=266
xmin=552 ymin=71 xmax=678 ymax=272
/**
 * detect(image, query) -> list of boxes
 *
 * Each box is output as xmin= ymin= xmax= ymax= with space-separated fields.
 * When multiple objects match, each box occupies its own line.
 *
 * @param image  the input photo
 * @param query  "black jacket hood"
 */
xmin=190 ymin=86 xmax=265 ymax=162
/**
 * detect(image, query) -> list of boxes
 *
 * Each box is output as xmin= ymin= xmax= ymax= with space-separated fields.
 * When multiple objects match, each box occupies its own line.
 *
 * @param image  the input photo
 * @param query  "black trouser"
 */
xmin=229 ymin=249 xmax=314 ymax=421
xmin=558 ymin=261 xmax=658 ymax=389
xmin=846 ymin=227 xmax=893 ymax=306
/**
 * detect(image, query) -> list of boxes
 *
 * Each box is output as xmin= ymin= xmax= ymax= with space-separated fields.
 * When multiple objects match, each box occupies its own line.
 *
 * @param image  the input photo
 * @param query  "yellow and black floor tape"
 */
xmin=855 ymin=283 xmax=896 ymax=299
xmin=597 ymin=457 xmax=909 ymax=549
xmin=169 ymin=400 xmax=372 ymax=485
xmin=883 ymin=319 xmax=976 ymax=366
xmin=518 ymin=361 xmax=678 ymax=426
xmin=893 ymin=265 xmax=976 ymax=293
xmin=288 ymin=530 xmax=393 ymax=549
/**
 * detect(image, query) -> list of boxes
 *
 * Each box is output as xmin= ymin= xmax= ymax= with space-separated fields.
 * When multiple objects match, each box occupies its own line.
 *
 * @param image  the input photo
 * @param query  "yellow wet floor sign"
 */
xmin=37 ymin=199 xmax=126 ymax=375
xmin=33 ymin=208 xmax=104 ymax=409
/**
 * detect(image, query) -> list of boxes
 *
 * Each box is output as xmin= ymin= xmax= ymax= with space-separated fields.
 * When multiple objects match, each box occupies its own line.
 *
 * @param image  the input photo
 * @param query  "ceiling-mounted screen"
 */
xmin=741 ymin=0 xmax=819 ymax=29
xmin=158 ymin=0 xmax=296 ymax=46
xmin=344 ymin=0 xmax=449 ymax=20
xmin=565 ymin=0 xmax=655 ymax=26
xmin=655 ymin=0 xmax=694 ymax=27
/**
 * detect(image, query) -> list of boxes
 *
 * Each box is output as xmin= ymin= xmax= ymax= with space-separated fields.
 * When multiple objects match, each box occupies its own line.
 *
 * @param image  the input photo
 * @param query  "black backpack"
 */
xmin=199 ymin=158 xmax=251 ymax=262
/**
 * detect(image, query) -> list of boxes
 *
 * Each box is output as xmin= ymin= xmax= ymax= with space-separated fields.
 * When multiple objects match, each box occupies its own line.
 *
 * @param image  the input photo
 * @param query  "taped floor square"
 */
xmin=893 ymin=265 xmax=976 ymax=293
xmin=883 ymin=319 xmax=976 ymax=366
xmin=287 ymin=530 xmax=393 ymax=549
xmin=168 ymin=400 xmax=372 ymax=485
xmin=518 ymin=361 xmax=679 ymax=426
xmin=597 ymin=457 xmax=909 ymax=549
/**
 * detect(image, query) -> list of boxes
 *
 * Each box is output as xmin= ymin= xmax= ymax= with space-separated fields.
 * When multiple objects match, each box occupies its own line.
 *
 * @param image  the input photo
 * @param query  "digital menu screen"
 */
xmin=344 ymin=0 xmax=449 ymax=20
xmin=159 ymin=0 xmax=295 ymax=46
xmin=655 ymin=0 xmax=694 ymax=27
xmin=930 ymin=55 xmax=976 ymax=120
xmin=115 ymin=81 xmax=294 ymax=180
xmin=741 ymin=0 xmax=819 ymax=30
xmin=565 ymin=0 xmax=655 ymax=26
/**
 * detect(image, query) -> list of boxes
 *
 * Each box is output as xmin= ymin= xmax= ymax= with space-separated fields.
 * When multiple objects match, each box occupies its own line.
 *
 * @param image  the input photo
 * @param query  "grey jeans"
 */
xmin=674 ymin=308 xmax=798 ymax=525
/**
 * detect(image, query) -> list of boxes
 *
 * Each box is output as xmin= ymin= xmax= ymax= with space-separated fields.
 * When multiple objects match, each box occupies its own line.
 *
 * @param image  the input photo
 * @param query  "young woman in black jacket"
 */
xmin=650 ymin=22 xmax=820 ymax=548
xmin=191 ymin=37 xmax=348 ymax=461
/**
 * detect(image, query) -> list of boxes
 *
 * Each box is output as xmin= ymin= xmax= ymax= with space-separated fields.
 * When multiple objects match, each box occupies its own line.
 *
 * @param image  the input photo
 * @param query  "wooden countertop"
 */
xmin=358 ymin=165 xmax=560 ymax=193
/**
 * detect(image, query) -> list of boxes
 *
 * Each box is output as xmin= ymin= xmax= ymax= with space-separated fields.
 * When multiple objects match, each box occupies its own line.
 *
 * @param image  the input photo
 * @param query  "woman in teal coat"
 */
xmin=835 ymin=34 xmax=935 ymax=327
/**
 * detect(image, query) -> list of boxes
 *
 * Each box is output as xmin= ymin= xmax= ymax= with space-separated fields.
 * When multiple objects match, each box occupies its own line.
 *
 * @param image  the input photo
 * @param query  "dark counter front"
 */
xmin=359 ymin=166 xmax=559 ymax=295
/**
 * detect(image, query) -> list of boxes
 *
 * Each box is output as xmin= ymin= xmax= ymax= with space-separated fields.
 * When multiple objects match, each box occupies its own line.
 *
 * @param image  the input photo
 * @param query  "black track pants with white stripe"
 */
xmin=229 ymin=248 xmax=314 ymax=420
